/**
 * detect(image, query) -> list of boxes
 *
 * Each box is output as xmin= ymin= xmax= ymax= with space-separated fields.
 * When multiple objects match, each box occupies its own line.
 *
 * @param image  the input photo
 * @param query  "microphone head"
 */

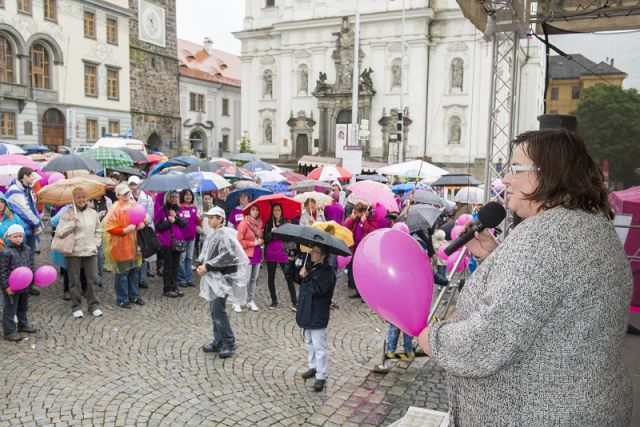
xmin=477 ymin=202 xmax=506 ymax=228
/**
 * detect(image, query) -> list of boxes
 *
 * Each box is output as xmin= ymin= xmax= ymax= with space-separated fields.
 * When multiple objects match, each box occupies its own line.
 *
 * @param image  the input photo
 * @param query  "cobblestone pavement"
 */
xmin=0 ymin=235 xmax=450 ymax=426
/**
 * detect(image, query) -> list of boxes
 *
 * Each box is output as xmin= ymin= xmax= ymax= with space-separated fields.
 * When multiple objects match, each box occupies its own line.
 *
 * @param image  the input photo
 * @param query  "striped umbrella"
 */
xmin=81 ymin=147 xmax=134 ymax=169
xmin=188 ymin=172 xmax=231 ymax=192
xmin=0 ymin=154 xmax=41 ymax=169
xmin=214 ymin=165 xmax=255 ymax=181
xmin=281 ymin=171 xmax=307 ymax=184
xmin=307 ymin=165 xmax=352 ymax=182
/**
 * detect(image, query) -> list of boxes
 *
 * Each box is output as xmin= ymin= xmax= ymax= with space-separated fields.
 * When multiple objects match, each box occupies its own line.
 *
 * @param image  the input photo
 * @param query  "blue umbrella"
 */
xmin=261 ymin=181 xmax=291 ymax=194
xmin=22 ymin=144 xmax=50 ymax=154
xmin=392 ymin=182 xmax=424 ymax=193
xmin=139 ymin=172 xmax=194 ymax=192
xmin=169 ymin=156 xmax=200 ymax=166
xmin=224 ymin=187 xmax=273 ymax=210
xmin=243 ymin=160 xmax=275 ymax=172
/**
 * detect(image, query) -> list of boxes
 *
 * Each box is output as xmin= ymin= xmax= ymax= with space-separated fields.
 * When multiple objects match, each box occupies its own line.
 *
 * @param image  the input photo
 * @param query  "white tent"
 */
xmin=377 ymin=160 xmax=448 ymax=182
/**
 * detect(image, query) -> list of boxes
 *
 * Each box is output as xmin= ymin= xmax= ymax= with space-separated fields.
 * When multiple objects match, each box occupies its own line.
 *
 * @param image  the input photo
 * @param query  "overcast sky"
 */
xmin=176 ymin=1 xmax=245 ymax=54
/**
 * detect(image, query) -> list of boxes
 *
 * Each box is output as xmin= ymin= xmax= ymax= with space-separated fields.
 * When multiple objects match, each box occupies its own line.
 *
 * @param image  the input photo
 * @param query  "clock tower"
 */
xmin=129 ymin=0 xmax=181 ymax=154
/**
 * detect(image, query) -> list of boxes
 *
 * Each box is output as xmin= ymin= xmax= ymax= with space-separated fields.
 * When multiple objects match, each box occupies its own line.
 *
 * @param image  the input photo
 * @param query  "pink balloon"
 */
xmin=8 ymin=267 xmax=33 ymax=292
xmin=129 ymin=204 xmax=146 ymax=225
xmin=451 ymin=225 xmax=464 ymax=240
xmin=34 ymin=265 xmax=57 ymax=287
xmin=353 ymin=228 xmax=434 ymax=336
xmin=446 ymin=251 xmax=469 ymax=273
xmin=48 ymin=172 xmax=65 ymax=185
xmin=456 ymin=214 xmax=473 ymax=227
xmin=437 ymin=243 xmax=450 ymax=261
xmin=38 ymin=171 xmax=49 ymax=186
xmin=337 ymin=255 xmax=352 ymax=270
xmin=392 ymin=222 xmax=410 ymax=234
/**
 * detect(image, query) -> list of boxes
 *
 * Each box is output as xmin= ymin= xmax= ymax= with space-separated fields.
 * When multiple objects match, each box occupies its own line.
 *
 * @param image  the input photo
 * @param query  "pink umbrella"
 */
xmin=0 ymin=154 xmax=42 ymax=170
xmin=346 ymin=180 xmax=399 ymax=212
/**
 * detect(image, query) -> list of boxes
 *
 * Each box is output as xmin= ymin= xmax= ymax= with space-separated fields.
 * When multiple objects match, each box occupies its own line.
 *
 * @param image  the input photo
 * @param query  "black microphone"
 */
xmin=444 ymin=202 xmax=506 ymax=256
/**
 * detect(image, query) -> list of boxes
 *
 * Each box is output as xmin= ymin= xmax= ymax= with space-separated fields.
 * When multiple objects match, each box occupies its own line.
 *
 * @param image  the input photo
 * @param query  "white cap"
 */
xmin=127 ymin=176 xmax=141 ymax=185
xmin=204 ymin=207 xmax=226 ymax=219
xmin=115 ymin=183 xmax=131 ymax=196
xmin=6 ymin=224 xmax=25 ymax=236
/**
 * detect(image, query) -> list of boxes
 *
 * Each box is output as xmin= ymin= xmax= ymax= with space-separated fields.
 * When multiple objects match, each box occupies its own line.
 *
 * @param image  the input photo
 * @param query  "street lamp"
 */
xmin=351 ymin=0 xmax=360 ymax=149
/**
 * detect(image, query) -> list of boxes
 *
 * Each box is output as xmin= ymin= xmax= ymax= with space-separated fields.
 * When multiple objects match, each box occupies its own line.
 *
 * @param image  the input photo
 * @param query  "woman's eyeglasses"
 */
xmin=505 ymin=165 xmax=539 ymax=175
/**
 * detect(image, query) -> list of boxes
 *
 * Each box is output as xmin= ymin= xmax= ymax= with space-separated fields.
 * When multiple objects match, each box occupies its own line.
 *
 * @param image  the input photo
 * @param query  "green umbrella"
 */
xmin=81 ymin=147 xmax=134 ymax=169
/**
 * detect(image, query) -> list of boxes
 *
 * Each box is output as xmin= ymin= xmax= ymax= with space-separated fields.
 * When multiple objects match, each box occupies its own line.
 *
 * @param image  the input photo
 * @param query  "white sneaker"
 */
xmin=232 ymin=303 xmax=242 ymax=313
xmin=92 ymin=309 xmax=103 ymax=317
xmin=72 ymin=310 xmax=84 ymax=318
xmin=247 ymin=301 xmax=259 ymax=311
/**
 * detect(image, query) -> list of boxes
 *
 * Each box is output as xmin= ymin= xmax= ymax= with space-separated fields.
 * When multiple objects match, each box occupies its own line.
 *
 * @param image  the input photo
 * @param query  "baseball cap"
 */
xmin=204 ymin=207 xmax=226 ymax=219
xmin=115 ymin=183 xmax=131 ymax=196
xmin=127 ymin=176 xmax=141 ymax=185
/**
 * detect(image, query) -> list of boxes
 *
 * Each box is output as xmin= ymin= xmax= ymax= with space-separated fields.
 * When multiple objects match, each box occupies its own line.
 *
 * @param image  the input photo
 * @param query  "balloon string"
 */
xmin=403 ymin=160 xmax=425 ymax=220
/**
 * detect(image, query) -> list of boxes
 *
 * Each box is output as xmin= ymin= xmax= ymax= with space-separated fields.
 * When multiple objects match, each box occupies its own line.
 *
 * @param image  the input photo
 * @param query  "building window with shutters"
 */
xmin=30 ymin=44 xmax=50 ymax=89
xmin=571 ymin=86 xmax=580 ymax=100
xmin=84 ymin=11 xmax=96 ymax=39
xmin=222 ymin=134 xmax=229 ymax=151
xmin=189 ymin=93 xmax=204 ymax=112
xmin=44 ymin=0 xmax=56 ymax=21
xmin=108 ymin=120 xmax=120 ymax=135
xmin=0 ymin=35 xmax=13 ymax=83
xmin=1 ymin=111 xmax=16 ymax=137
xmin=106 ymin=17 xmax=118 ymax=45
xmin=84 ymin=63 xmax=98 ymax=97
xmin=106 ymin=67 xmax=119 ymax=100
xmin=222 ymin=98 xmax=229 ymax=116
xmin=86 ymin=119 xmax=98 ymax=142
xmin=550 ymin=87 xmax=559 ymax=100
xmin=17 ymin=0 xmax=31 ymax=14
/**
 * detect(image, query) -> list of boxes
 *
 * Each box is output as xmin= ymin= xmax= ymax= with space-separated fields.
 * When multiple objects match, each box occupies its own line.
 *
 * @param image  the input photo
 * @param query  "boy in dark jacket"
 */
xmin=296 ymin=244 xmax=336 ymax=392
xmin=2 ymin=224 xmax=38 ymax=341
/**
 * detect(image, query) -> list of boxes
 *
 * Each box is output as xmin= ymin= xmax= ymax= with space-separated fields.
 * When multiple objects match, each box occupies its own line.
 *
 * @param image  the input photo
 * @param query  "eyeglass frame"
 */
xmin=505 ymin=164 xmax=540 ymax=175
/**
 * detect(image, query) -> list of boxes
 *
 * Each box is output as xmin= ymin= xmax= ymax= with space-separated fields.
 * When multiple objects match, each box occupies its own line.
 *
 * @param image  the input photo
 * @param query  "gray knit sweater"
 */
xmin=429 ymin=207 xmax=633 ymax=426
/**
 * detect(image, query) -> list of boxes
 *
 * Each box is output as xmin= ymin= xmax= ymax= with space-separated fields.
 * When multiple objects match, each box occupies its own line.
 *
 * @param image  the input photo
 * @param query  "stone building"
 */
xmin=234 ymin=0 xmax=544 ymax=171
xmin=128 ymin=0 xmax=180 ymax=154
xmin=177 ymin=38 xmax=241 ymax=159
xmin=0 ymin=0 xmax=132 ymax=148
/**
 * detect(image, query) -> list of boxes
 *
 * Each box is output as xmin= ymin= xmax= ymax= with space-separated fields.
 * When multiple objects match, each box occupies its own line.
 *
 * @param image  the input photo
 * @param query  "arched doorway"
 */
xmin=189 ymin=129 xmax=206 ymax=158
xmin=296 ymin=134 xmax=309 ymax=157
xmin=42 ymin=108 xmax=65 ymax=147
xmin=147 ymin=132 xmax=161 ymax=151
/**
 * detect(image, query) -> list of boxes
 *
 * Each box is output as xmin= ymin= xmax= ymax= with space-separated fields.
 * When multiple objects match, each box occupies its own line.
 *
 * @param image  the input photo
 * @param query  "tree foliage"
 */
xmin=239 ymin=132 xmax=255 ymax=154
xmin=574 ymin=85 xmax=640 ymax=188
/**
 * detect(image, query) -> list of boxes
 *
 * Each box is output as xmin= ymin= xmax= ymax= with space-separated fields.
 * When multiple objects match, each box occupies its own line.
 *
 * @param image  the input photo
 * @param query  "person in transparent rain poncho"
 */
xmin=196 ymin=207 xmax=249 ymax=359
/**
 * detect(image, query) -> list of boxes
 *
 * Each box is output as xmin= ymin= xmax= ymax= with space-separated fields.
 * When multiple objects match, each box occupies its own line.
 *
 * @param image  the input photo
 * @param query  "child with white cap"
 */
xmin=1 ymin=224 xmax=38 ymax=342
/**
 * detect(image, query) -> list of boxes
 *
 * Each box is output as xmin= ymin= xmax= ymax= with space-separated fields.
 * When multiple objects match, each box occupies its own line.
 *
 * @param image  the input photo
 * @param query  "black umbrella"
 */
xmin=43 ymin=155 xmax=102 ymax=173
xmin=400 ymin=205 xmax=441 ymax=233
xmin=355 ymin=174 xmax=389 ymax=183
xmin=118 ymin=147 xmax=149 ymax=164
xmin=431 ymin=173 xmax=481 ymax=187
xmin=110 ymin=166 xmax=146 ymax=177
xmin=402 ymin=190 xmax=445 ymax=208
xmin=184 ymin=161 xmax=220 ymax=173
xmin=230 ymin=153 xmax=260 ymax=162
xmin=139 ymin=171 xmax=194 ymax=192
xmin=272 ymin=224 xmax=351 ymax=256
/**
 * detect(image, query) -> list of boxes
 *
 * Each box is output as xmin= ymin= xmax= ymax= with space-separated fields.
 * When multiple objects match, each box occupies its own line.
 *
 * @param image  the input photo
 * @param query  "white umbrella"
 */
xmin=378 ymin=160 xmax=448 ymax=182
xmin=0 ymin=143 xmax=26 ymax=154
xmin=454 ymin=187 xmax=485 ymax=205
xmin=256 ymin=170 xmax=287 ymax=183
xmin=0 ymin=165 xmax=41 ymax=186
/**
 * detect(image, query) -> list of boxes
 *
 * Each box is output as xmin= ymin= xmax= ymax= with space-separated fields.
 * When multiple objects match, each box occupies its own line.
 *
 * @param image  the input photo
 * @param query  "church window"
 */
xmin=450 ymin=58 xmax=463 ymax=91
xmin=391 ymin=58 xmax=402 ymax=89
xmin=263 ymin=69 xmax=273 ymax=98
xmin=298 ymin=64 xmax=308 ymax=95
xmin=222 ymin=98 xmax=229 ymax=116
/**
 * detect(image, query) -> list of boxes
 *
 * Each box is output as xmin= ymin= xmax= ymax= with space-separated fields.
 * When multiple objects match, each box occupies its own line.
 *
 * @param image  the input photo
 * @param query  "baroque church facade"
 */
xmin=235 ymin=0 xmax=544 ymax=168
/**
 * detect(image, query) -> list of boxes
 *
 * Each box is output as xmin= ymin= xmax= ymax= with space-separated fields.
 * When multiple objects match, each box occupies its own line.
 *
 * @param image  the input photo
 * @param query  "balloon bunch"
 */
xmin=8 ymin=265 xmax=57 ymax=292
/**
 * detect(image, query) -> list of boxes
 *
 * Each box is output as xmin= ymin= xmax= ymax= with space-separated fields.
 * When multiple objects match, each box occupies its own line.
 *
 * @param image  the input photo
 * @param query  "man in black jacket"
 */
xmin=1 ymin=224 xmax=38 ymax=341
xmin=296 ymin=244 xmax=336 ymax=392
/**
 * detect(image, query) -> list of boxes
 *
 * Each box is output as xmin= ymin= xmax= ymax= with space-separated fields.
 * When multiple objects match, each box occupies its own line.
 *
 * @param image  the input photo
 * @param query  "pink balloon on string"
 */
xmin=34 ymin=265 xmax=57 ymax=287
xmin=437 ymin=243 xmax=450 ymax=261
xmin=128 ymin=204 xmax=147 ymax=225
xmin=451 ymin=225 xmax=464 ymax=240
xmin=392 ymin=222 xmax=410 ymax=234
xmin=38 ymin=171 xmax=49 ymax=186
xmin=8 ymin=267 xmax=33 ymax=292
xmin=446 ymin=251 xmax=469 ymax=273
xmin=337 ymin=255 xmax=352 ymax=270
xmin=456 ymin=214 xmax=473 ymax=227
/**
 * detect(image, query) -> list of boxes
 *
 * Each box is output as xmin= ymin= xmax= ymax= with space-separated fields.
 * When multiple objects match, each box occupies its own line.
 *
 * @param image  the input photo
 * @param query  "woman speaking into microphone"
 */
xmin=418 ymin=129 xmax=633 ymax=425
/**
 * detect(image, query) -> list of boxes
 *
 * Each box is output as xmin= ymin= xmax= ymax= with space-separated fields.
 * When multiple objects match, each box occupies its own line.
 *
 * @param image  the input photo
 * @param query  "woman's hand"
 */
xmin=136 ymin=222 xmax=145 ymax=231
xmin=417 ymin=324 xmax=434 ymax=357
xmin=299 ymin=267 xmax=308 ymax=278
xmin=124 ymin=224 xmax=136 ymax=234
xmin=464 ymin=223 xmax=499 ymax=258
xmin=196 ymin=265 xmax=206 ymax=276
xmin=5 ymin=287 xmax=14 ymax=295
xmin=168 ymin=216 xmax=175 ymax=224
xmin=255 ymin=238 xmax=264 ymax=246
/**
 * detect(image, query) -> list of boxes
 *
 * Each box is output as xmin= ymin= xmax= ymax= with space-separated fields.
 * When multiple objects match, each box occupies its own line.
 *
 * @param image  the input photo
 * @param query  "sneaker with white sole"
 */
xmin=247 ymin=301 xmax=259 ymax=311
xmin=92 ymin=309 xmax=103 ymax=317
xmin=72 ymin=310 xmax=84 ymax=318
xmin=232 ymin=303 xmax=242 ymax=313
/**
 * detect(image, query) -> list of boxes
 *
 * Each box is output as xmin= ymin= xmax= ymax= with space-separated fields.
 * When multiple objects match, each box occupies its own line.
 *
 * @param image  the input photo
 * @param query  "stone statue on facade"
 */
xmin=451 ymin=58 xmax=463 ymax=90
xmin=391 ymin=61 xmax=402 ymax=88
xmin=360 ymin=67 xmax=374 ymax=92
xmin=449 ymin=117 xmax=461 ymax=144
xmin=299 ymin=66 xmax=308 ymax=94
xmin=264 ymin=70 xmax=273 ymax=98
xmin=265 ymin=120 xmax=273 ymax=144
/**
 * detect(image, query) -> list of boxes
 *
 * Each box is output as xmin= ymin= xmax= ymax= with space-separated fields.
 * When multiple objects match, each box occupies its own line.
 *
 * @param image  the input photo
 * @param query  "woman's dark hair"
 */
xmin=180 ymin=189 xmax=194 ymax=204
xmin=510 ymin=129 xmax=612 ymax=219
xmin=315 ymin=244 xmax=330 ymax=258
xmin=270 ymin=203 xmax=283 ymax=223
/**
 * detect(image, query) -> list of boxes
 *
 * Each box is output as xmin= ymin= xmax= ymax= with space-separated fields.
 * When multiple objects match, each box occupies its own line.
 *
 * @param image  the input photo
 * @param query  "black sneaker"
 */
xmin=178 ymin=282 xmax=188 ymax=288
xmin=202 ymin=342 xmax=221 ymax=353
xmin=139 ymin=282 xmax=149 ymax=289
xmin=163 ymin=291 xmax=178 ymax=298
xmin=219 ymin=348 xmax=234 ymax=359
xmin=175 ymin=290 xmax=185 ymax=297
xmin=133 ymin=298 xmax=146 ymax=306
xmin=18 ymin=325 xmax=37 ymax=333
xmin=118 ymin=301 xmax=132 ymax=309
xmin=313 ymin=379 xmax=326 ymax=392
xmin=269 ymin=301 xmax=278 ymax=308
xmin=301 ymin=368 xmax=316 ymax=379
xmin=187 ymin=282 xmax=195 ymax=287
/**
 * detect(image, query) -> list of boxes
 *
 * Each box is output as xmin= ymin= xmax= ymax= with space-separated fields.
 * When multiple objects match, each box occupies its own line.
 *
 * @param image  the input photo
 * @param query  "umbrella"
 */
xmin=243 ymin=194 xmax=302 ymax=223
xmin=118 ymin=147 xmax=149 ymax=164
xmin=431 ymin=173 xmax=482 ymax=187
xmin=146 ymin=153 xmax=164 ymax=164
xmin=399 ymin=204 xmax=441 ymax=233
xmin=355 ymin=174 xmax=389 ymax=183
xmin=169 ymin=156 xmax=200 ymax=166
xmin=402 ymin=189 xmax=445 ymax=208
xmin=225 ymin=187 xmax=273 ymax=210
xmin=234 ymin=180 xmax=263 ymax=190
xmin=28 ymin=152 xmax=62 ymax=163
xmin=281 ymin=171 xmax=307 ymax=184
xmin=230 ymin=153 xmax=260 ymax=162
xmin=215 ymin=165 xmax=255 ymax=180
xmin=392 ymin=182 xmax=424 ymax=193
xmin=294 ymin=191 xmax=333 ymax=207
xmin=311 ymin=221 xmax=354 ymax=248
xmin=139 ymin=171 xmax=194 ymax=192
xmin=243 ymin=159 xmax=276 ymax=172
xmin=188 ymin=172 xmax=231 ymax=192
xmin=0 ymin=154 xmax=41 ymax=169
xmin=378 ymin=160 xmax=448 ymax=182
xmin=22 ymin=144 xmax=50 ymax=154
xmin=0 ymin=143 xmax=26 ymax=154
xmin=289 ymin=180 xmax=332 ymax=193
xmin=84 ymin=174 xmax=118 ymax=189
xmin=261 ymin=181 xmax=291 ymax=194
xmin=0 ymin=165 xmax=42 ymax=186
xmin=36 ymin=177 xmax=106 ymax=206
xmin=110 ymin=166 xmax=146 ymax=178
xmin=271 ymin=224 xmax=351 ymax=256
xmin=346 ymin=180 xmax=399 ymax=212
xmin=209 ymin=157 xmax=234 ymax=166
xmin=81 ymin=147 xmax=134 ymax=169
xmin=454 ymin=186 xmax=485 ymax=204
xmin=307 ymin=165 xmax=352 ymax=182
xmin=255 ymin=170 xmax=286 ymax=183
xmin=184 ymin=161 xmax=220 ymax=173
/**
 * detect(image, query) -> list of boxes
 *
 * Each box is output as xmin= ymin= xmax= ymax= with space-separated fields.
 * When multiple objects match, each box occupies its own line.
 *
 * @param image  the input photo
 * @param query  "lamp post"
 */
xmin=399 ymin=0 xmax=406 ymax=162
xmin=351 ymin=0 xmax=361 ymax=149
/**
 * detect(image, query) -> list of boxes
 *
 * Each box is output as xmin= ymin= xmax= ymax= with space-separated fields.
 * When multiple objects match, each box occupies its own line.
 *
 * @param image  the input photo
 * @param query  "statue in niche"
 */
xmin=263 ymin=70 xmax=273 ymax=98
xmin=264 ymin=120 xmax=273 ymax=144
xmin=391 ymin=61 xmax=402 ymax=88
xmin=299 ymin=66 xmax=308 ymax=94
xmin=360 ymin=67 xmax=374 ymax=92
xmin=451 ymin=58 xmax=463 ymax=91
xmin=449 ymin=117 xmax=461 ymax=145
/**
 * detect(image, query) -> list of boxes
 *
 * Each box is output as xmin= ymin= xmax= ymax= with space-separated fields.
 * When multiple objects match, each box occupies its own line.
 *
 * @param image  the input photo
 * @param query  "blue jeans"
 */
xmin=210 ymin=296 xmax=235 ymax=350
xmin=114 ymin=267 xmax=140 ymax=304
xmin=386 ymin=323 xmax=414 ymax=354
xmin=304 ymin=328 xmax=328 ymax=380
xmin=97 ymin=244 xmax=104 ymax=284
xmin=139 ymin=261 xmax=148 ymax=284
xmin=3 ymin=293 xmax=28 ymax=337
xmin=178 ymin=240 xmax=195 ymax=284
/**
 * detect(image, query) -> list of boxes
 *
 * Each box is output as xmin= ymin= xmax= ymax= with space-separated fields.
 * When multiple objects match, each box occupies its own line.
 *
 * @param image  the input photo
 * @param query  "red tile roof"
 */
xmin=177 ymin=39 xmax=241 ymax=88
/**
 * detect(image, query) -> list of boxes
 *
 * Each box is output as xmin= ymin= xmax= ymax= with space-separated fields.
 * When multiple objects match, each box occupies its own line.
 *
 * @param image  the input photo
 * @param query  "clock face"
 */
xmin=139 ymin=0 xmax=165 ymax=47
